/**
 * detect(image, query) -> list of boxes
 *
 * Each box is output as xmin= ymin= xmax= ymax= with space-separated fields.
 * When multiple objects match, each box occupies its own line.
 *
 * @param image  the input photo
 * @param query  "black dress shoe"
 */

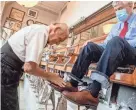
xmin=62 ymin=90 xmax=98 ymax=106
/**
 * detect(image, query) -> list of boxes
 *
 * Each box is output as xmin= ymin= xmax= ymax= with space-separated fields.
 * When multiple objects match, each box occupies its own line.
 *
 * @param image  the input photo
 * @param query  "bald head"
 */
xmin=48 ymin=23 xmax=69 ymax=45
xmin=53 ymin=23 xmax=69 ymax=38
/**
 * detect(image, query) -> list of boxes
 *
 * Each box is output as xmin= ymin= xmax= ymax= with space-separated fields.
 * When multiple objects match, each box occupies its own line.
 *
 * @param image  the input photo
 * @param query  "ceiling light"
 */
xmin=16 ymin=1 xmax=38 ymax=7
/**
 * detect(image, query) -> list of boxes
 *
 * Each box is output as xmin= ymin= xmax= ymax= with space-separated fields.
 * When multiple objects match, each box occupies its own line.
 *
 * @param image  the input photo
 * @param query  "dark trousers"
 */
xmin=1 ymin=53 xmax=23 ymax=110
xmin=70 ymin=37 xmax=136 ymax=87
xmin=1 ymin=42 xmax=24 ymax=110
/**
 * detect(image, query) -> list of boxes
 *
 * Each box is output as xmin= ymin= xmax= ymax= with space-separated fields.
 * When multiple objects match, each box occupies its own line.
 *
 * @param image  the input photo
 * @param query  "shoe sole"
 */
xmin=49 ymin=83 xmax=78 ymax=92
xmin=62 ymin=94 xmax=98 ymax=110
xmin=49 ymin=84 xmax=62 ymax=92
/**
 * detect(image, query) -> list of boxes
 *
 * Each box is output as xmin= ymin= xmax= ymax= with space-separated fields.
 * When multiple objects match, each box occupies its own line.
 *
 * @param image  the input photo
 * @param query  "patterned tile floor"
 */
xmin=18 ymin=80 xmax=93 ymax=110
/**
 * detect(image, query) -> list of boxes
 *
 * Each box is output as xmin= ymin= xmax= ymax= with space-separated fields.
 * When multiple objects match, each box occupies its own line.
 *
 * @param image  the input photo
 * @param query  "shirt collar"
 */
xmin=44 ymin=25 xmax=50 ymax=47
xmin=46 ymin=25 xmax=50 ymax=35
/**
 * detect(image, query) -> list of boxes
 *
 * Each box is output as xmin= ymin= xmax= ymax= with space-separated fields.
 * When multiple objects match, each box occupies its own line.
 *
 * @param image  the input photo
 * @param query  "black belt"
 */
xmin=1 ymin=42 xmax=24 ymax=71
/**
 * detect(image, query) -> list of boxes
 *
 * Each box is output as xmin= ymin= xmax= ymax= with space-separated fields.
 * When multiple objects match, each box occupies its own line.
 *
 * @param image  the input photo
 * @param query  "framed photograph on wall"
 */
xmin=1 ymin=27 xmax=14 ymax=40
xmin=4 ymin=18 xmax=22 ymax=31
xmin=9 ymin=8 xmax=25 ymax=22
xmin=27 ymin=9 xmax=38 ymax=19
xmin=26 ymin=19 xmax=35 ymax=26
xmin=35 ymin=21 xmax=47 ymax=25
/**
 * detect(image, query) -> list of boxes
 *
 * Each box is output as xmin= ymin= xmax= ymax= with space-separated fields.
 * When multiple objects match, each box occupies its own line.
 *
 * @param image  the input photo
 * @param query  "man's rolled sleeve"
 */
xmin=25 ymin=31 xmax=45 ymax=64
xmin=98 ymin=24 xmax=118 ymax=48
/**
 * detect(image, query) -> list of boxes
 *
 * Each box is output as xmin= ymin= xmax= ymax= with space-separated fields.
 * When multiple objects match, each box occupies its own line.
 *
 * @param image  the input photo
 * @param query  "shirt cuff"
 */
xmin=127 ymin=40 xmax=136 ymax=47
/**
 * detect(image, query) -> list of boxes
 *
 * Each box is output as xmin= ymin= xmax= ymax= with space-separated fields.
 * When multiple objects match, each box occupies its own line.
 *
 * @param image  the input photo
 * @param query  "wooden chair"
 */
xmin=46 ymin=47 xmax=68 ymax=72
xmin=110 ymin=67 xmax=136 ymax=87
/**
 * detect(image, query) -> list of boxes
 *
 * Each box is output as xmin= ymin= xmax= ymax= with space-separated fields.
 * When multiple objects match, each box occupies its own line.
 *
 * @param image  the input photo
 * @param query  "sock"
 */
xmin=70 ymin=79 xmax=78 ymax=87
xmin=88 ymin=80 xmax=101 ymax=98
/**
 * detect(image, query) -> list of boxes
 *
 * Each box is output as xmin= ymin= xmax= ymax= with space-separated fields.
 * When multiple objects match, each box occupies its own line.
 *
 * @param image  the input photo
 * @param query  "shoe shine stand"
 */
xmin=68 ymin=74 xmax=97 ymax=110
xmin=71 ymin=74 xmax=136 ymax=110
xmin=68 ymin=74 xmax=136 ymax=110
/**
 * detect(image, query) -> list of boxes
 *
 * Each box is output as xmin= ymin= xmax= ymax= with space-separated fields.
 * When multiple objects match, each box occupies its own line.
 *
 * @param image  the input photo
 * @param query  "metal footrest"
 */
xmin=68 ymin=73 xmax=88 ymax=86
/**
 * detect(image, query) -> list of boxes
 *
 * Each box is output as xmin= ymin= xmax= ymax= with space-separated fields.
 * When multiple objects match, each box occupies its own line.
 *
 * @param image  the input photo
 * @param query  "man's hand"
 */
xmin=24 ymin=62 xmax=36 ymax=74
xmin=24 ymin=62 xmax=66 ymax=87
xmin=46 ymin=72 xmax=66 ymax=87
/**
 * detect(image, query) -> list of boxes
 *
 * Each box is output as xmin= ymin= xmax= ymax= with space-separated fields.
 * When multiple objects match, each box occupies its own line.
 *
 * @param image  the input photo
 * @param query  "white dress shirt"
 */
xmin=8 ymin=24 xmax=49 ymax=64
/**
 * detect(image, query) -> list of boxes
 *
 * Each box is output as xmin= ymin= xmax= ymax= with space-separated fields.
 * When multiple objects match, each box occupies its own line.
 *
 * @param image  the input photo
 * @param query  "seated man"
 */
xmin=51 ymin=1 xmax=136 ymax=106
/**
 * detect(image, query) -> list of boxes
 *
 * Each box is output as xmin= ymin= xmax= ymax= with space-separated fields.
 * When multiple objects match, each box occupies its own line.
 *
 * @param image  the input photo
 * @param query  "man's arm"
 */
xmin=24 ymin=62 xmax=66 ymax=87
xmin=83 ymin=24 xmax=118 ymax=47
xmin=24 ymin=27 xmax=66 ymax=87
xmin=99 ymin=24 xmax=119 ymax=48
xmin=127 ymin=38 xmax=136 ymax=48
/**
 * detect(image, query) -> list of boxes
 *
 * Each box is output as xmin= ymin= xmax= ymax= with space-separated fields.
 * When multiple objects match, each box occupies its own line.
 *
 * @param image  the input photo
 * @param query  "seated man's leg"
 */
xmin=62 ymin=37 xmax=136 ymax=105
xmin=97 ymin=37 xmax=136 ymax=76
xmin=70 ymin=42 xmax=104 ymax=87
xmin=50 ymin=42 xmax=104 ymax=92
xmin=89 ymin=37 xmax=136 ymax=97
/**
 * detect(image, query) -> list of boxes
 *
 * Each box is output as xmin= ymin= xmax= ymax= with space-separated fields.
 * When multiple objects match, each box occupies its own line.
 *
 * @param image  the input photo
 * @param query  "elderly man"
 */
xmin=1 ymin=23 xmax=69 ymax=110
xmin=51 ymin=1 xmax=136 ymax=106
